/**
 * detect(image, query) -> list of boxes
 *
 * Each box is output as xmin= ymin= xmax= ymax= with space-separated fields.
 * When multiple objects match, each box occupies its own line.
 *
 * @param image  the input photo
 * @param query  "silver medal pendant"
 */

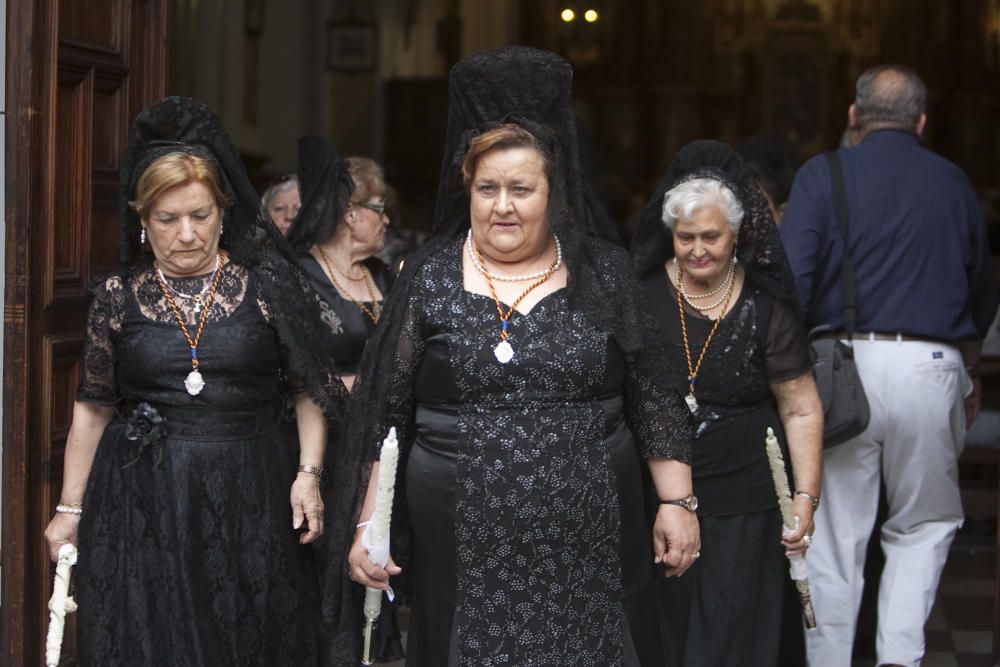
xmin=684 ymin=392 xmax=698 ymax=413
xmin=494 ymin=340 xmax=514 ymax=364
xmin=184 ymin=370 xmax=205 ymax=396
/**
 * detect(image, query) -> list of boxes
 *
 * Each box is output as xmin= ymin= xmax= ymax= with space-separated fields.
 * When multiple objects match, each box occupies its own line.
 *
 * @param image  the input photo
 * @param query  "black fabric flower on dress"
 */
xmin=122 ymin=402 xmax=166 ymax=469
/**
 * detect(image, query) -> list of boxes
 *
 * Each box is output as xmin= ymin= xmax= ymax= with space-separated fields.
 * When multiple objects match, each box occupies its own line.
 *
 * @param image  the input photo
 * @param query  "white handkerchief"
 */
xmin=361 ymin=523 xmax=395 ymax=602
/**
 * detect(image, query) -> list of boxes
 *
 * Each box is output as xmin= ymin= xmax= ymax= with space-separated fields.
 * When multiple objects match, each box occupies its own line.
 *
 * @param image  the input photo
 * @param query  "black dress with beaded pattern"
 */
xmin=74 ymin=261 xmax=321 ymax=666
xmin=375 ymin=237 xmax=689 ymax=666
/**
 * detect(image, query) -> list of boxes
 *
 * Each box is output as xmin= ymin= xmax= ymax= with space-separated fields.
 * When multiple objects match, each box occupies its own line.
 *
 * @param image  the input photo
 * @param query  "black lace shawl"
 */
xmin=630 ymin=139 xmax=799 ymax=309
xmin=323 ymin=46 xmax=691 ymax=661
xmin=286 ymin=135 xmax=355 ymax=252
xmin=115 ymin=96 xmax=348 ymax=419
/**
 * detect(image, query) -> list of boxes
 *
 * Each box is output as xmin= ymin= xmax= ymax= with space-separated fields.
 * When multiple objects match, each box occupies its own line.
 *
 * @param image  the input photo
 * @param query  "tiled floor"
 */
xmin=852 ymin=529 xmax=996 ymax=667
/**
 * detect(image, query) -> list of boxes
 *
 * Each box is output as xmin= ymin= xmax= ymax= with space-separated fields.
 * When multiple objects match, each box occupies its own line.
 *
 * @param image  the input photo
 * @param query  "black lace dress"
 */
xmin=641 ymin=267 xmax=811 ymax=667
xmin=374 ymin=238 xmax=688 ymax=666
xmin=297 ymin=254 xmax=404 ymax=663
xmin=299 ymin=255 xmax=394 ymax=377
xmin=75 ymin=261 xmax=321 ymax=666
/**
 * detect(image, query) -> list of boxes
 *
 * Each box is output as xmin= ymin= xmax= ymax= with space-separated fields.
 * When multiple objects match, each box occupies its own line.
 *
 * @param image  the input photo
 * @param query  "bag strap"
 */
xmin=824 ymin=151 xmax=857 ymax=341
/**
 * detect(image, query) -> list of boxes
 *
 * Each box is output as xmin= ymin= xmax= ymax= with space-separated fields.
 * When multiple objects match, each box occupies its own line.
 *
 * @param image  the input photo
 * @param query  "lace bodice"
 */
xmin=77 ymin=262 xmax=290 ymax=409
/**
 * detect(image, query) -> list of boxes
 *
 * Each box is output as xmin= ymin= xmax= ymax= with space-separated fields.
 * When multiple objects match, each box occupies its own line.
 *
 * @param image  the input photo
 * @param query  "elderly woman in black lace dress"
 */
xmin=42 ymin=97 xmax=346 ymax=666
xmin=322 ymin=47 xmax=698 ymax=667
xmin=631 ymin=140 xmax=823 ymax=666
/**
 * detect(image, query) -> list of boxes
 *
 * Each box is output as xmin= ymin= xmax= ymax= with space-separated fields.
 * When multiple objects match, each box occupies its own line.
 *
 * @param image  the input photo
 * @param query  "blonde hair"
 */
xmin=129 ymin=152 xmax=234 ymax=217
xmin=347 ymin=157 xmax=386 ymax=204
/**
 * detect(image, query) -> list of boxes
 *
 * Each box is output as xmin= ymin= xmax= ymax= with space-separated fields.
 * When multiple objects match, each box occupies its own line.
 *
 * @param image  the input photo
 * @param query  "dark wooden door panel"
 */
xmin=2 ymin=1 xmax=168 ymax=664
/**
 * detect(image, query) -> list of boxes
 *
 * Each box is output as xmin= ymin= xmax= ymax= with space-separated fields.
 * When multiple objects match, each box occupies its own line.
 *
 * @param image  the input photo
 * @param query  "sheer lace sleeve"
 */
xmin=250 ymin=260 xmax=349 ymax=420
xmin=76 ymin=276 xmax=126 ymax=405
xmin=600 ymin=242 xmax=692 ymax=462
xmin=623 ymin=348 xmax=693 ymax=463
xmin=766 ymin=296 xmax=812 ymax=383
xmin=352 ymin=300 xmax=425 ymax=461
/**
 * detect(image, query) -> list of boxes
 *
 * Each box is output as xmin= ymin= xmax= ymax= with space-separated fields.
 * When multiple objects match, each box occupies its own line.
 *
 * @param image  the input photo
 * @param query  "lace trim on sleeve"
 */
xmin=76 ymin=276 xmax=125 ymax=405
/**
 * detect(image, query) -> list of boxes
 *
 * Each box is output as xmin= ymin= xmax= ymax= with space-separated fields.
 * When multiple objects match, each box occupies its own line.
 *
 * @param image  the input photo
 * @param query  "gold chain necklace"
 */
xmin=316 ymin=245 xmax=381 ymax=324
xmin=154 ymin=252 xmax=227 ymax=396
xmin=676 ymin=263 xmax=735 ymax=413
xmin=471 ymin=236 xmax=558 ymax=364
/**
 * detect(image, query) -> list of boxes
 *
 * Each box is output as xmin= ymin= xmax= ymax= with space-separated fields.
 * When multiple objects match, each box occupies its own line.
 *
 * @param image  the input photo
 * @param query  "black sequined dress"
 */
xmin=379 ymin=238 xmax=688 ymax=666
xmin=75 ymin=261 xmax=321 ymax=666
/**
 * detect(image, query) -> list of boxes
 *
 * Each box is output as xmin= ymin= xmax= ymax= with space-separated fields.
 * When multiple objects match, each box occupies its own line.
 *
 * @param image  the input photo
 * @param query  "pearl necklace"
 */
xmin=466 ymin=228 xmax=562 ymax=282
xmin=677 ymin=261 xmax=736 ymax=312
xmin=671 ymin=256 xmax=735 ymax=298
xmin=156 ymin=253 xmax=222 ymax=315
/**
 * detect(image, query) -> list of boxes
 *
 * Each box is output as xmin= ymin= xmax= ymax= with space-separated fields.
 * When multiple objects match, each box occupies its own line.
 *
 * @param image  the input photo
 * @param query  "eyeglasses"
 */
xmin=356 ymin=201 xmax=387 ymax=216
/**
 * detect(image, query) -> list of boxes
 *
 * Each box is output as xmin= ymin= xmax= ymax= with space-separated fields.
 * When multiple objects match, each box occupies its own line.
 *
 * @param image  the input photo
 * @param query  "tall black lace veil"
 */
xmin=323 ymin=46 xmax=690 ymax=660
xmin=630 ymin=139 xmax=799 ymax=307
xmin=286 ymin=135 xmax=355 ymax=252
xmin=117 ymin=96 xmax=347 ymax=418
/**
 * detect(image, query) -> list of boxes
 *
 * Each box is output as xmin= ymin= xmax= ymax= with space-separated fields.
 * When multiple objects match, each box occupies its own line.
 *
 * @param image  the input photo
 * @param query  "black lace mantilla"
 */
xmin=630 ymin=139 xmax=799 ymax=310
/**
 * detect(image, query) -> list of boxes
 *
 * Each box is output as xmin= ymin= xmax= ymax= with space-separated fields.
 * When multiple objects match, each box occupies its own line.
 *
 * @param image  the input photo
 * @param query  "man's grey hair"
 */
xmin=854 ymin=64 xmax=927 ymax=131
xmin=661 ymin=177 xmax=744 ymax=234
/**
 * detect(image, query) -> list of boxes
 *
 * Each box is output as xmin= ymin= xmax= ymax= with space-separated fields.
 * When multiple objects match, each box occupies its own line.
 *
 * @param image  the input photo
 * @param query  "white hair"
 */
xmin=661 ymin=177 xmax=744 ymax=233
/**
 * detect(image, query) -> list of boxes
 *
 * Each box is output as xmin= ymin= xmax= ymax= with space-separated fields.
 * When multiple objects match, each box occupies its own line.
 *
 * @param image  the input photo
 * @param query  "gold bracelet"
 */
xmin=297 ymin=464 xmax=323 ymax=478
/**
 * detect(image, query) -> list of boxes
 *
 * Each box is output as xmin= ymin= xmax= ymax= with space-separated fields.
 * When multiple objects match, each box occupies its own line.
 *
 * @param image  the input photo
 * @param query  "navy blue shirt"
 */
xmin=780 ymin=130 xmax=997 ymax=341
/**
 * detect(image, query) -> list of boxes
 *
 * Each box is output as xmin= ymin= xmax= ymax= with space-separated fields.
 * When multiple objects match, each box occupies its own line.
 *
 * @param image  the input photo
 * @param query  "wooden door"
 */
xmin=2 ymin=1 xmax=168 ymax=664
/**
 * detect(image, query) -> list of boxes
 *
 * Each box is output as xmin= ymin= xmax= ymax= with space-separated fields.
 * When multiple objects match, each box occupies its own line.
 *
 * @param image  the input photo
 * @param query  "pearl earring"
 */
xmin=140 ymin=228 xmax=146 ymax=245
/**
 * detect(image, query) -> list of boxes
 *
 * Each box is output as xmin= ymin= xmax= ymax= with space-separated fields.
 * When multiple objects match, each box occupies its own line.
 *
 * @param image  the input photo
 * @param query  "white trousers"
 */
xmin=806 ymin=338 xmax=970 ymax=667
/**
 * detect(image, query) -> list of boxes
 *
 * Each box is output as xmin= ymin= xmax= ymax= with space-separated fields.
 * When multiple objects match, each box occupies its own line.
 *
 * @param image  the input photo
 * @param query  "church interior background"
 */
xmin=3 ymin=0 xmax=1000 ymax=664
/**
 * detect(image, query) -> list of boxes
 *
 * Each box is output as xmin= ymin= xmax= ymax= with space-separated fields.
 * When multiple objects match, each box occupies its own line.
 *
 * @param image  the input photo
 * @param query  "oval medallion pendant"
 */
xmin=184 ymin=370 xmax=205 ymax=396
xmin=494 ymin=340 xmax=514 ymax=364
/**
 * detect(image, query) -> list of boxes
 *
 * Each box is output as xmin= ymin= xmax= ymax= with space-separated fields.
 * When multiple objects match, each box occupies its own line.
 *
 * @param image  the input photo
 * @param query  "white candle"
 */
xmin=46 ymin=542 xmax=78 ymax=667
xmin=764 ymin=427 xmax=817 ymax=628
xmin=361 ymin=427 xmax=400 ymax=664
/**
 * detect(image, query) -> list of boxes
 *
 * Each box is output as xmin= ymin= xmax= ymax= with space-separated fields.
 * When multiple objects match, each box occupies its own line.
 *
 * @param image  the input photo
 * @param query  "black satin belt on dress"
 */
xmin=122 ymin=402 xmax=281 ymax=441
xmin=414 ymin=395 xmax=625 ymax=457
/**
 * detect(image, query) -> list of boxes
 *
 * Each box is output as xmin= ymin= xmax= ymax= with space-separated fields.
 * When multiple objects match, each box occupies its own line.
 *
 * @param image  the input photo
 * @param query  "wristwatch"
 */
xmin=659 ymin=493 xmax=698 ymax=513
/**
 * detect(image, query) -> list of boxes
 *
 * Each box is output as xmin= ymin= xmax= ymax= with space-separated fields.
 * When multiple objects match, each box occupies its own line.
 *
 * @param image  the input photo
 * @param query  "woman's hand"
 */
xmin=653 ymin=504 xmax=701 ymax=577
xmin=780 ymin=495 xmax=816 ymax=557
xmin=44 ymin=513 xmax=81 ymax=562
xmin=290 ymin=473 xmax=324 ymax=544
xmin=348 ymin=527 xmax=402 ymax=590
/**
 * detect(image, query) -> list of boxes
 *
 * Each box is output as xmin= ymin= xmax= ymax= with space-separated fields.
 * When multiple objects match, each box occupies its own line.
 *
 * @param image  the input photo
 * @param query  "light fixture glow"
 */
xmin=584 ymin=9 xmax=599 ymax=22
xmin=561 ymin=8 xmax=576 ymax=22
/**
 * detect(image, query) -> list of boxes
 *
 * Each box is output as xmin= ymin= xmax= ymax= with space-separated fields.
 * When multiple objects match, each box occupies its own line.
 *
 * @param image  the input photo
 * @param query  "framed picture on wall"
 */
xmin=327 ymin=22 xmax=376 ymax=72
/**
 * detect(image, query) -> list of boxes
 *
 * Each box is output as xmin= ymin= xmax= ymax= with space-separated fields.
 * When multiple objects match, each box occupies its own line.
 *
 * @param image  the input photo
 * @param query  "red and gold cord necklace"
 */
xmin=154 ymin=251 xmax=227 ymax=395
xmin=675 ymin=263 xmax=735 ymax=413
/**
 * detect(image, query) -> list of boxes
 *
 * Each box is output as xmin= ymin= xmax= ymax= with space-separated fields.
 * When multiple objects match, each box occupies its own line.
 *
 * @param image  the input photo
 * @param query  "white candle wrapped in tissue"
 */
xmin=764 ymin=427 xmax=817 ymax=629
xmin=46 ymin=542 xmax=79 ymax=667
xmin=361 ymin=427 xmax=400 ymax=664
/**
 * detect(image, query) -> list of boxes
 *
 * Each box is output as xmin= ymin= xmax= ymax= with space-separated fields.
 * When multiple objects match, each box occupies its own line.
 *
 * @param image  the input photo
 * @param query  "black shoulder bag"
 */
xmin=809 ymin=151 xmax=871 ymax=447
